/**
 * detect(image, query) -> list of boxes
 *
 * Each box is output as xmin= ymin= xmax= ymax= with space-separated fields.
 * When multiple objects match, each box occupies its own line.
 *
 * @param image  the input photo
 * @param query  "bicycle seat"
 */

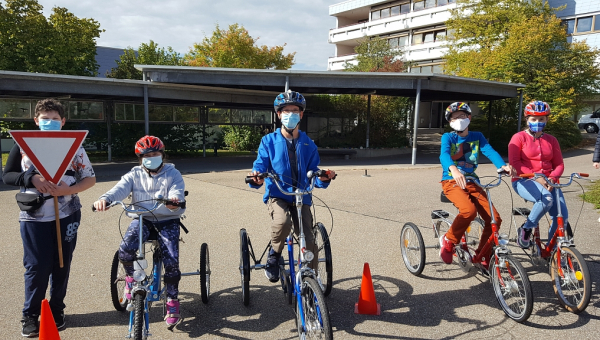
xmin=431 ymin=210 xmax=450 ymax=219
xmin=440 ymin=192 xmax=452 ymax=203
xmin=513 ymin=208 xmax=531 ymax=216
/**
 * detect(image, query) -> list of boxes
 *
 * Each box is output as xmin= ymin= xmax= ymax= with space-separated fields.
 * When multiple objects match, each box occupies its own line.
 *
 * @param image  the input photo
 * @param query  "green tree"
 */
xmin=445 ymin=0 xmax=600 ymax=121
xmin=106 ymin=40 xmax=183 ymax=79
xmin=343 ymin=36 xmax=406 ymax=72
xmin=184 ymin=24 xmax=295 ymax=69
xmin=0 ymin=0 xmax=102 ymax=76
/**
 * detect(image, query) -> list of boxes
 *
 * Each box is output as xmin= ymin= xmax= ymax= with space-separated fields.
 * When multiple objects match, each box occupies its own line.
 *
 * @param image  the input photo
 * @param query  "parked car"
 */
xmin=578 ymin=109 xmax=600 ymax=133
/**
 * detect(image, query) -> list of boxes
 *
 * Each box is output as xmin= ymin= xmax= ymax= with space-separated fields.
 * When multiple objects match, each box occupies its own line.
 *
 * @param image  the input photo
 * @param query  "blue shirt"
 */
xmin=439 ymin=131 xmax=505 ymax=181
xmin=250 ymin=129 xmax=329 ymax=204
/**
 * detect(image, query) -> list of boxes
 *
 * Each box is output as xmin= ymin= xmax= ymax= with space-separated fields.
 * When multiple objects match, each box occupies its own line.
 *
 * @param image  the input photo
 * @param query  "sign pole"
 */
xmin=53 ymin=196 xmax=64 ymax=268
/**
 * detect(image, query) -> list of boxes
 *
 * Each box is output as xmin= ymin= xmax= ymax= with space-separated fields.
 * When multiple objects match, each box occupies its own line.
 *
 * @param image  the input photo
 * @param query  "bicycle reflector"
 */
xmin=498 ymin=234 xmax=509 ymax=247
xmin=133 ymin=259 xmax=148 ymax=282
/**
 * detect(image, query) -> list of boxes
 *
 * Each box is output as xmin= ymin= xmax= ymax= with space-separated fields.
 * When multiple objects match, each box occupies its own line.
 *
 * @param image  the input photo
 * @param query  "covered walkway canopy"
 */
xmin=135 ymin=65 xmax=526 ymax=164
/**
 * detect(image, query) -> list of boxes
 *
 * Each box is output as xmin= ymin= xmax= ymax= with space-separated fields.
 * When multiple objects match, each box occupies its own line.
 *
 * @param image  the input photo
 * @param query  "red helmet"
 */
xmin=524 ymin=101 xmax=550 ymax=116
xmin=135 ymin=135 xmax=165 ymax=156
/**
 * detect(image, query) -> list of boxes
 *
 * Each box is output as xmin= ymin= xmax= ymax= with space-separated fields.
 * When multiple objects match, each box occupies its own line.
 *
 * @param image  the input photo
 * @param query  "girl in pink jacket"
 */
xmin=508 ymin=101 xmax=567 ymax=249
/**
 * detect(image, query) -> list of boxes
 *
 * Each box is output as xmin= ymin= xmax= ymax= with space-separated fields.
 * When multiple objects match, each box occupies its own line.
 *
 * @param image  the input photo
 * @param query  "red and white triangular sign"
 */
xmin=9 ymin=130 xmax=88 ymax=184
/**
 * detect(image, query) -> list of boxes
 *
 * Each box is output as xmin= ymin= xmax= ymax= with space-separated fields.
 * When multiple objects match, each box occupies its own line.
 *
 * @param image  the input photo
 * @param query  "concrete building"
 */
xmin=328 ymin=0 xmax=457 ymax=72
xmin=549 ymin=0 xmax=600 ymax=117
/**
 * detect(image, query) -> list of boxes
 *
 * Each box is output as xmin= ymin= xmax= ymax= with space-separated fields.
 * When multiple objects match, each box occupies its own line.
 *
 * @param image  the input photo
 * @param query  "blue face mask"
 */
xmin=38 ymin=119 xmax=62 ymax=131
xmin=281 ymin=113 xmax=301 ymax=130
xmin=528 ymin=121 xmax=546 ymax=133
xmin=142 ymin=155 xmax=163 ymax=170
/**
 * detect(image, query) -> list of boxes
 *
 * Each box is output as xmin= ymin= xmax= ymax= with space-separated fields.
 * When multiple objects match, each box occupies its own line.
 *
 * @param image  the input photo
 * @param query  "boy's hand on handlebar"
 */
xmin=319 ymin=169 xmax=336 ymax=181
xmin=501 ymin=164 xmax=517 ymax=178
xmin=594 ymin=162 xmax=600 ymax=169
xmin=93 ymin=199 xmax=109 ymax=212
xmin=247 ymin=171 xmax=264 ymax=185
xmin=450 ymin=166 xmax=466 ymax=190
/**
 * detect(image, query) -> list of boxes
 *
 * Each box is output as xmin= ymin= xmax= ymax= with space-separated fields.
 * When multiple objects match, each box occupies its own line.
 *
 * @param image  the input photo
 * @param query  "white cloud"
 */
xmin=35 ymin=0 xmax=338 ymax=70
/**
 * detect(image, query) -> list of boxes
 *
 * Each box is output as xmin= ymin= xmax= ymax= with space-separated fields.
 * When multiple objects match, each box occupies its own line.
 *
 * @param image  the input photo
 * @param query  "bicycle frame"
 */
xmin=463 ymin=172 xmax=512 ymax=267
xmin=266 ymin=171 xmax=321 ymax=332
xmin=519 ymin=173 xmax=588 ymax=274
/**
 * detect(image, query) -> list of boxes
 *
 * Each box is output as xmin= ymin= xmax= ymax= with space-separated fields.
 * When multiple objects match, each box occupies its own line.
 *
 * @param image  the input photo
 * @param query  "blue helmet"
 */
xmin=274 ymin=90 xmax=306 ymax=112
xmin=445 ymin=102 xmax=472 ymax=121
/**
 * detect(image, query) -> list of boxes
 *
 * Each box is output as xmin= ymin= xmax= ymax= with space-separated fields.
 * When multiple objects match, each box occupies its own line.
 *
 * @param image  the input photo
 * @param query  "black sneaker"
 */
xmin=517 ymin=226 xmax=532 ymax=249
xmin=21 ymin=315 xmax=39 ymax=338
xmin=52 ymin=310 xmax=66 ymax=331
xmin=264 ymin=249 xmax=281 ymax=283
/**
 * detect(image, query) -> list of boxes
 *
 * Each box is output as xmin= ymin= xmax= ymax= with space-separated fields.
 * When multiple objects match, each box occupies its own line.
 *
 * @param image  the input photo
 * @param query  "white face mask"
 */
xmin=450 ymin=118 xmax=470 ymax=132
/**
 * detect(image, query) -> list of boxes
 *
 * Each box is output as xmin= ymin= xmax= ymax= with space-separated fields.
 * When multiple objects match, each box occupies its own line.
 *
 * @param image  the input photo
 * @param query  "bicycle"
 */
xmin=400 ymin=169 xmax=534 ymax=323
xmin=95 ymin=196 xmax=210 ymax=340
xmin=513 ymin=172 xmax=591 ymax=314
xmin=242 ymin=170 xmax=334 ymax=340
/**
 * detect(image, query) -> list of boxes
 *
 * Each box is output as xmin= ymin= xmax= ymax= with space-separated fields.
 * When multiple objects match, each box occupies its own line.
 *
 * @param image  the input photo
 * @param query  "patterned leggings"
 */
xmin=119 ymin=218 xmax=181 ymax=299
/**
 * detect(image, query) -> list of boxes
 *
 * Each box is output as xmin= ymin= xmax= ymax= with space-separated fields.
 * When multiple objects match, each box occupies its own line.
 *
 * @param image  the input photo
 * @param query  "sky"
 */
xmin=34 ymin=0 xmax=339 ymax=71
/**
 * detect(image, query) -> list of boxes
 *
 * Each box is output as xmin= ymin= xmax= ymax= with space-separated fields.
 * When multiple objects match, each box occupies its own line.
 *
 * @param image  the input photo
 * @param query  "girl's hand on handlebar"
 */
xmin=247 ymin=171 xmax=264 ymax=185
xmin=450 ymin=166 xmax=466 ymax=190
xmin=535 ymin=176 xmax=553 ymax=191
xmin=319 ymin=169 xmax=336 ymax=181
xmin=594 ymin=162 xmax=600 ymax=169
xmin=165 ymin=197 xmax=180 ymax=210
xmin=93 ymin=199 xmax=109 ymax=212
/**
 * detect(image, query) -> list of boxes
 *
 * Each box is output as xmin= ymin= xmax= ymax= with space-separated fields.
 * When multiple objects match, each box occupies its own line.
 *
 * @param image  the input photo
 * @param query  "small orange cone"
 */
xmin=39 ymin=299 xmax=61 ymax=340
xmin=354 ymin=262 xmax=381 ymax=315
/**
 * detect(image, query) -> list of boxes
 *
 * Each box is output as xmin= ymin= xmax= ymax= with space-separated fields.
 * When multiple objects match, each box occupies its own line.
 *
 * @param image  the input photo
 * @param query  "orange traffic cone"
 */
xmin=39 ymin=299 xmax=61 ymax=340
xmin=354 ymin=262 xmax=381 ymax=315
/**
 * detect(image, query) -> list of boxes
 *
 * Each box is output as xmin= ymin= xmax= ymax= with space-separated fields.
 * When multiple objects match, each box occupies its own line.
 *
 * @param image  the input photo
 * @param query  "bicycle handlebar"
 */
xmin=91 ymin=197 xmax=186 ymax=212
xmin=244 ymin=170 xmax=336 ymax=195
xmin=464 ymin=169 xmax=508 ymax=190
xmin=519 ymin=172 xmax=589 ymax=188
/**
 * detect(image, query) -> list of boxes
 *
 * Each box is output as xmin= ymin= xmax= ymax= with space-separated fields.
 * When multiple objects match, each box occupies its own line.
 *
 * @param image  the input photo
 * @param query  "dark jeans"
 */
xmin=21 ymin=210 xmax=81 ymax=317
xmin=118 ymin=218 xmax=181 ymax=299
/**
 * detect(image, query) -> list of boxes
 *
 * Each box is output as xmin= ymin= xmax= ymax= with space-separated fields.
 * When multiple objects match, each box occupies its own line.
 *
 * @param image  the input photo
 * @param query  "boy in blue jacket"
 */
xmin=248 ymin=90 xmax=336 ymax=283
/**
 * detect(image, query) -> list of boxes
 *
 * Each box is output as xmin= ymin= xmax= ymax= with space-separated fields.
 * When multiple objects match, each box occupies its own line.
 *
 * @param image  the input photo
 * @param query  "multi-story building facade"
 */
xmin=550 ymin=0 xmax=600 ymax=117
xmin=328 ymin=0 xmax=457 ymax=72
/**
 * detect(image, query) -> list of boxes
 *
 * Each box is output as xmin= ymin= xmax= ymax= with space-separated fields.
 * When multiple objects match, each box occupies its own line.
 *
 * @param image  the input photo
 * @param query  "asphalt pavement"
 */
xmin=1 ymin=131 xmax=600 ymax=339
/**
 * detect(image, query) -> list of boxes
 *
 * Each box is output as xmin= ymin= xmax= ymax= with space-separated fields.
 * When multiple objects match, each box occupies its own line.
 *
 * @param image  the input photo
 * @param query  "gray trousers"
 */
xmin=267 ymin=198 xmax=318 ymax=269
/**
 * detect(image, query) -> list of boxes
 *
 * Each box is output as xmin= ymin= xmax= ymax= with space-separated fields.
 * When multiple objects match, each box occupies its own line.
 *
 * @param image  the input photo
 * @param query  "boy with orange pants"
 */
xmin=439 ymin=102 xmax=515 ymax=268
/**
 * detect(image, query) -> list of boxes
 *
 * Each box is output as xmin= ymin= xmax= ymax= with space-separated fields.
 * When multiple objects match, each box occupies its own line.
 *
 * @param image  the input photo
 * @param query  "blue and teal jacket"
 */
xmin=250 ymin=129 xmax=329 ymax=204
xmin=440 ymin=131 xmax=506 ymax=181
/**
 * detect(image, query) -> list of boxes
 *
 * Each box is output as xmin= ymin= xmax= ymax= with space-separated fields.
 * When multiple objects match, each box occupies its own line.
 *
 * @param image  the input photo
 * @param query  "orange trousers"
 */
xmin=441 ymin=180 xmax=502 ymax=254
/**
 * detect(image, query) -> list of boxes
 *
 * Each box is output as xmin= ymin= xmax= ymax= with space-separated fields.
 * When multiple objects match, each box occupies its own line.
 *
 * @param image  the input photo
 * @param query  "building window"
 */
xmin=414 ymin=0 xmax=424 ymax=11
xmin=388 ymin=34 xmax=408 ymax=48
xmin=371 ymin=1 xmax=410 ymax=21
xmin=412 ymin=28 xmax=447 ymax=45
xmin=67 ymin=101 xmax=103 ymax=120
xmin=425 ymin=0 xmax=436 ymax=8
xmin=576 ymin=16 xmax=593 ymax=33
xmin=0 ymin=99 xmax=31 ymax=119
xmin=564 ymin=19 xmax=575 ymax=34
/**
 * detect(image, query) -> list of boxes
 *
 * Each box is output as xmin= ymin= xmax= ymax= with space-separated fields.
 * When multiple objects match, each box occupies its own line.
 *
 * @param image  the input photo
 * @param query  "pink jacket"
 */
xmin=508 ymin=130 xmax=564 ymax=182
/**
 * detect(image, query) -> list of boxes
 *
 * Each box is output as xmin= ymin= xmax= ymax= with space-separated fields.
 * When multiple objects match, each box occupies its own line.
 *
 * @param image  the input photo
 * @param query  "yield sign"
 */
xmin=9 ymin=130 xmax=88 ymax=184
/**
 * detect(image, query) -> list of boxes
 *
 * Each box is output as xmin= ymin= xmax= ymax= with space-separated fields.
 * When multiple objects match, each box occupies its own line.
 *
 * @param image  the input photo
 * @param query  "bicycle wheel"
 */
xmin=489 ymin=254 xmax=533 ymax=323
xmin=133 ymin=292 xmax=145 ymax=340
xmin=297 ymin=277 xmax=333 ymax=340
xmin=200 ymin=243 xmax=210 ymax=304
xmin=239 ymin=229 xmax=251 ymax=306
xmin=314 ymin=222 xmax=333 ymax=296
xmin=400 ymin=223 xmax=426 ymax=276
xmin=110 ymin=250 xmax=128 ymax=311
xmin=467 ymin=217 xmax=485 ymax=248
xmin=550 ymin=246 xmax=591 ymax=313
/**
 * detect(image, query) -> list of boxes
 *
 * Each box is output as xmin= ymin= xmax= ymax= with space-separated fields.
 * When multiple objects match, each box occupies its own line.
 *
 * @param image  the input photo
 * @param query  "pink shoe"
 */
xmin=439 ymin=236 xmax=454 ymax=264
xmin=123 ymin=276 xmax=134 ymax=301
xmin=164 ymin=299 xmax=181 ymax=326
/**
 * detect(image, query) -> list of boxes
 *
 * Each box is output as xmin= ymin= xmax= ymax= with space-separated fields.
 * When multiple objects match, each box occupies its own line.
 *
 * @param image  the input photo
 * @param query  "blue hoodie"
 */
xmin=250 ymin=129 xmax=329 ymax=204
